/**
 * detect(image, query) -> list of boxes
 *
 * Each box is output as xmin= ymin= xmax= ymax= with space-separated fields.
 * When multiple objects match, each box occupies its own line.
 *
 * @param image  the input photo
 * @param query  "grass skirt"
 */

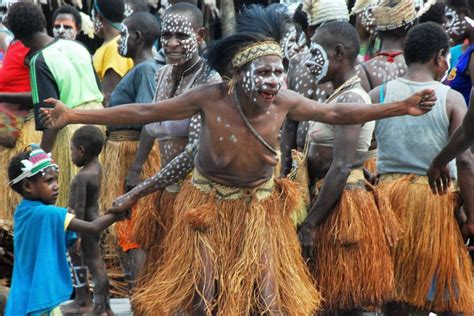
xmin=363 ymin=149 xmax=377 ymax=174
xmin=132 ymin=170 xmax=321 ymax=315
xmin=52 ymin=101 xmax=105 ymax=207
xmin=312 ymin=169 xmax=398 ymax=312
xmin=377 ymin=174 xmax=473 ymax=314
xmin=0 ymin=118 xmax=42 ymax=220
xmin=99 ymin=133 xmax=161 ymax=251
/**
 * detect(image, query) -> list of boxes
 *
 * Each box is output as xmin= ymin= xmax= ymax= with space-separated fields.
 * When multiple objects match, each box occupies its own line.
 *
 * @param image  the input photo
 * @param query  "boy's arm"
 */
xmin=67 ymin=213 xmax=126 ymax=235
xmin=286 ymin=88 xmax=436 ymax=124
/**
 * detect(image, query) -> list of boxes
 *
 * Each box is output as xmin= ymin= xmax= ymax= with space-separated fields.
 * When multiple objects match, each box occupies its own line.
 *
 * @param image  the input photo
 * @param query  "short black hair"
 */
xmin=6 ymin=2 xmax=46 ymax=41
xmin=418 ymin=3 xmax=446 ymax=25
xmin=8 ymin=151 xmax=40 ymax=195
xmin=316 ymin=21 xmax=360 ymax=64
xmin=126 ymin=11 xmax=160 ymax=47
xmin=71 ymin=125 xmax=104 ymax=158
xmin=404 ymin=22 xmax=449 ymax=66
xmin=53 ymin=4 xmax=82 ymax=30
xmin=125 ymin=0 xmax=149 ymax=13
xmin=164 ymin=3 xmax=203 ymax=28
xmin=95 ymin=0 xmax=125 ymax=23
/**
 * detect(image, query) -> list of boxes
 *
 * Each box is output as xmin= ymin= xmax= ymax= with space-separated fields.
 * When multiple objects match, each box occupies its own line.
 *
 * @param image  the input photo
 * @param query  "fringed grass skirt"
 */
xmin=99 ymin=130 xmax=161 ymax=251
xmin=363 ymin=149 xmax=377 ymax=174
xmin=132 ymin=169 xmax=321 ymax=315
xmin=52 ymin=101 xmax=105 ymax=207
xmin=312 ymin=169 xmax=398 ymax=312
xmin=0 ymin=118 xmax=42 ymax=220
xmin=378 ymin=174 xmax=473 ymax=314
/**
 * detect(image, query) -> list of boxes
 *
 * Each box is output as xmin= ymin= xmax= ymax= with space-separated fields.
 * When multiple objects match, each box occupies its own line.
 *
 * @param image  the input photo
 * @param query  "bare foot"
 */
xmin=61 ymin=300 xmax=93 ymax=315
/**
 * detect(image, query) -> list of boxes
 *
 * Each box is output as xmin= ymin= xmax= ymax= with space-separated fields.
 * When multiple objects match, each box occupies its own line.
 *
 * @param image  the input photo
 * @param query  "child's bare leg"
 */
xmin=61 ymin=247 xmax=93 ymax=314
xmin=191 ymin=243 xmax=215 ymax=316
xmin=259 ymin=250 xmax=284 ymax=316
xmin=127 ymin=248 xmax=146 ymax=290
xmin=81 ymin=234 xmax=113 ymax=316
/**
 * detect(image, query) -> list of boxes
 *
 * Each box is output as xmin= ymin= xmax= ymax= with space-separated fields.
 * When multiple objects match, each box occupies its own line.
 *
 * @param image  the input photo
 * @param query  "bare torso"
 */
xmin=195 ymin=84 xmax=292 ymax=187
xmin=357 ymin=53 xmax=407 ymax=91
xmin=69 ymin=162 xmax=101 ymax=222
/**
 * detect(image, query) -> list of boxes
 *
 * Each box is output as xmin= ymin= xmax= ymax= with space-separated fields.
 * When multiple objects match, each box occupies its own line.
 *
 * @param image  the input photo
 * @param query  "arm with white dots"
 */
xmin=123 ymin=114 xmax=201 ymax=199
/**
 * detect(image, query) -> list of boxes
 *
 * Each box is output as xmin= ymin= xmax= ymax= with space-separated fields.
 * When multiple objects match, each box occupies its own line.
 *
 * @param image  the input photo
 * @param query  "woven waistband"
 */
xmin=192 ymin=169 xmax=274 ymax=201
xmin=108 ymin=130 xmax=141 ymax=142
xmin=378 ymin=173 xmax=460 ymax=192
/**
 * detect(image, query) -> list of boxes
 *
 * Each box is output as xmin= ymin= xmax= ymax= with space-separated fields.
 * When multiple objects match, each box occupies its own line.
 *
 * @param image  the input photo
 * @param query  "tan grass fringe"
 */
xmin=132 ymin=173 xmax=321 ymax=315
xmin=312 ymin=169 xmax=397 ymax=312
xmin=99 ymin=138 xmax=160 ymax=251
xmin=377 ymin=174 xmax=473 ymax=314
xmin=132 ymin=190 xmax=177 ymax=252
xmin=0 ymin=119 xmax=42 ymax=220
xmin=363 ymin=157 xmax=377 ymax=175
xmin=52 ymin=101 xmax=105 ymax=207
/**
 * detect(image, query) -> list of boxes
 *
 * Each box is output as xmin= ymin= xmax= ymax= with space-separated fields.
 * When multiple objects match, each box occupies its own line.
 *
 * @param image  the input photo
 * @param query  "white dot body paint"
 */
xmin=306 ymin=43 xmax=329 ymax=83
xmin=53 ymin=23 xmax=77 ymax=40
xmin=241 ymin=58 xmax=284 ymax=105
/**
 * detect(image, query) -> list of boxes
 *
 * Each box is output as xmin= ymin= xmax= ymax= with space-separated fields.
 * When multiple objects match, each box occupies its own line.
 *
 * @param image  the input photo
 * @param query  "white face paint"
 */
xmin=440 ymin=53 xmax=451 ymax=82
xmin=241 ymin=57 xmax=285 ymax=106
xmin=306 ymin=43 xmax=329 ymax=83
xmin=53 ymin=23 xmax=77 ymax=40
xmin=360 ymin=6 xmax=376 ymax=34
xmin=124 ymin=3 xmax=133 ymax=18
xmin=91 ymin=10 xmax=103 ymax=35
xmin=118 ymin=23 xmax=129 ymax=57
xmin=281 ymin=26 xmax=306 ymax=61
xmin=161 ymin=14 xmax=198 ymax=66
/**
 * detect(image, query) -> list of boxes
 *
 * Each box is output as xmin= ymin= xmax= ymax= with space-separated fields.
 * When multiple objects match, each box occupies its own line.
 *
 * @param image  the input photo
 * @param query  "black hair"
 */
xmin=236 ymin=4 xmax=292 ymax=43
xmin=293 ymin=4 xmax=309 ymax=33
xmin=205 ymin=32 xmax=271 ymax=75
xmin=404 ymin=22 xmax=449 ymax=66
xmin=8 ymin=151 xmax=39 ymax=195
xmin=126 ymin=11 xmax=160 ymax=47
xmin=53 ymin=4 xmax=82 ymax=30
xmin=6 ymin=2 xmax=46 ymax=41
xmin=125 ymin=0 xmax=149 ymax=13
xmin=316 ymin=21 xmax=360 ymax=64
xmin=164 ymin=3 xmax=203 ymax=28
xmin=71 ymin=125 xmax=104 ymax=158
xmin=447 ymin=0 xmax=474 ymax=13
xmin=418 ymin=3 xmax=446 ymax=25
xmin=95 ymin=0 xmax=125 ymax=23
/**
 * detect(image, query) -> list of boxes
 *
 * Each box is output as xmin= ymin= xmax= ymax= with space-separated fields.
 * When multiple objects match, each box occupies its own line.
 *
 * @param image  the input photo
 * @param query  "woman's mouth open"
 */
xmin=259 ymin=91 xmax=276 ymax=102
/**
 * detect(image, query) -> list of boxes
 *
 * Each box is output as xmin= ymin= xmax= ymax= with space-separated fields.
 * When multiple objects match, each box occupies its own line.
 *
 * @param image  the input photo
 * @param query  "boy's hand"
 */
xmin=39 ymin=98 xmax=70 ymax=129
xmin=106 ymin=193 xmax=139 ymax=214
xmin=404 ymin=89 xmax=436 ymax=116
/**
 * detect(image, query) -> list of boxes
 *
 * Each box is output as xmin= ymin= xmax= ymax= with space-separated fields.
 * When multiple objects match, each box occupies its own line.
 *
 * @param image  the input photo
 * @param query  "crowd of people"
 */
xmin=0 ymin=0 xmax=473 ymax=315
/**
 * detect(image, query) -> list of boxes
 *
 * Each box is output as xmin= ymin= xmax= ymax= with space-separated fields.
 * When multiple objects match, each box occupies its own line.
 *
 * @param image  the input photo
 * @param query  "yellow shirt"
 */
xmin=93 ymin=35 xmax=133 ymax=81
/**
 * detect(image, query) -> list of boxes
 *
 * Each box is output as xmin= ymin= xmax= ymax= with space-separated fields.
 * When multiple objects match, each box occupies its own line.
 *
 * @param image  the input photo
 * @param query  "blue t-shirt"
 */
xmin=446 ymin=45 xmax=474 ymax=106
xmin=107 ymin=59 xmax=160 ymax=132
xmin=5 ymin=199 xmax=76 ymax=316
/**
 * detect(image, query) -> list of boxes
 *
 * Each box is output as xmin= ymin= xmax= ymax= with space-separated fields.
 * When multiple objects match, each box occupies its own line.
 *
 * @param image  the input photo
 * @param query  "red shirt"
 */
xmin=0 ymin=41 xmax=31 ymax=92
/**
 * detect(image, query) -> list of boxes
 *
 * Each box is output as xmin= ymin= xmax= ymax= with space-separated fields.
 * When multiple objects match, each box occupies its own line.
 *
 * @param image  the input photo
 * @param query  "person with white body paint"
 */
xmin=39 ymin=5 xmax=437 ymax=314
xmin=52 ymin=4 xmax=82 ymax=41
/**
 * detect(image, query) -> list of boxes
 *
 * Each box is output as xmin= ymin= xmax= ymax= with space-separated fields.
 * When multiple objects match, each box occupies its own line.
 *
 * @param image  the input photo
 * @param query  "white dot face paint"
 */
xmin=241 ymin=56 xmax=285 ymax=106
xmin=91 ymin=10 xmax=103 ymax=35
xmin=306 ymin=43 xmax=329 ymax=83
xmin=118 ymin=23 xmax=130 ymax=57
xmin=161 ymin=14 xmax=199 ymax=66
xmin=124 ymin=3 xmax=133 ymax=18
xmin=53 ymin=23 xmax=77 ymax=40
xmin=281 ymin=26 xmax=306 ymax=61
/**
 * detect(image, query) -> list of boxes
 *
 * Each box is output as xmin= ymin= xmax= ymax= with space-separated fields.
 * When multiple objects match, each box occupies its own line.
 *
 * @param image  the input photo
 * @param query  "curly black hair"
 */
xmin=6 ymin=2 xmax=46 ymax=42
xmin=53 ymin=4 xmax=82 ymax=30
xmin=71 ymin=125 xmax=104 ymax=158
xmin=126 ymin=11 xmax=160 ymax=47
xmin=418 ymin=3 xmax=446 ymax=25
xmin=404 ymin=22 xmax=449 ymax=66
xmin=95 ymin=0 xmax=125 ymax=23
xmin=8 ymin=151 xmax=37 ymax=195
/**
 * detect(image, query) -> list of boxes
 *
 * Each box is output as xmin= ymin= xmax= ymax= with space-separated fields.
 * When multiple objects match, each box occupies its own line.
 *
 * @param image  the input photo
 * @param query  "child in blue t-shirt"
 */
xmin=5 ymin=145 xmax=126 ymax=316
